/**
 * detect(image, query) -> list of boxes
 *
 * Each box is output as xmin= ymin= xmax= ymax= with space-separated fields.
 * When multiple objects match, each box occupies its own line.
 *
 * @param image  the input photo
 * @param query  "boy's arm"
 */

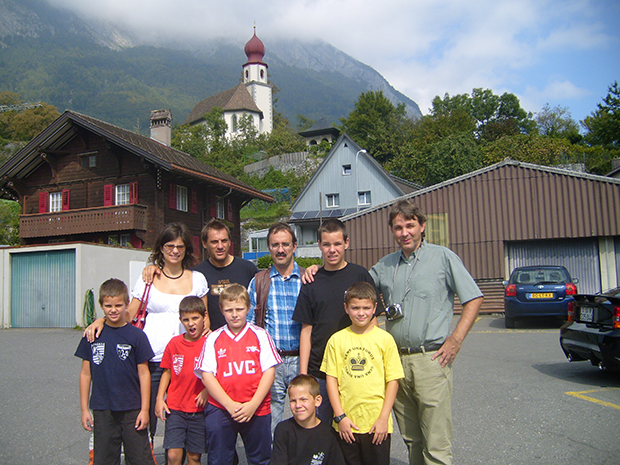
xmin=326 ymin=374 xmax=358 ymax=443
xmin=201 ymin=372 xmax=242 ymax=417
xmin=135 ymin=362 xmax=151 ymax=430
xmin=369 ymin=379 xmax=399 ymax=445
xmin=299 ymin=324 xmax=312 ymax=375
xmin=155 ymin=368 xmax=172 ymax=421
xmin=79 ymin=360 xmax=93 ymax=431
xmin=231 ymin=366 xmax=275 ymax=423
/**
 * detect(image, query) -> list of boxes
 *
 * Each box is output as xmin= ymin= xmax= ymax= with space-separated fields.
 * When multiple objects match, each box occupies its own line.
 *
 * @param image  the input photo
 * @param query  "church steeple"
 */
xmin=243 ymin=27 xmax=268 ymax=84
xmin=242 ymin=27 xmax=272 ymax=133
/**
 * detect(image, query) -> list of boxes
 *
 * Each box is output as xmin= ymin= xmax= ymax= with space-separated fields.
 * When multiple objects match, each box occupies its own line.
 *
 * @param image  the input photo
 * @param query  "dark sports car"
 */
xmin=560 ymin=287 xmax=620 ymax=371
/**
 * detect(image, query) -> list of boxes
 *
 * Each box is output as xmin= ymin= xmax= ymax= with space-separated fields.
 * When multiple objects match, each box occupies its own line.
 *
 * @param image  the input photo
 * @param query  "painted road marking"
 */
xmin=565 ymin=388 xmax=620 ymax=411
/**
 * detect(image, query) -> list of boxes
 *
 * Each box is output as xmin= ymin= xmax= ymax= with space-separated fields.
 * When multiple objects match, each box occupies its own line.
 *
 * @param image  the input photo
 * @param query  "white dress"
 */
xmin=131 ymin=271 xmax=209 ymax=362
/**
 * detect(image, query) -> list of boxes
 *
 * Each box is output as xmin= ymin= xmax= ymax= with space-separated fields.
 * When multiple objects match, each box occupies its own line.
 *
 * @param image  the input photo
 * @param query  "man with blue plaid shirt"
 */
xmin=248 ymin=222 xmax=303 ymax=436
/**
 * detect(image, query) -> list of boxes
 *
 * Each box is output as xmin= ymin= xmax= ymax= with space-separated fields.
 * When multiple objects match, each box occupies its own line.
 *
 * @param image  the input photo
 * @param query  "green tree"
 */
xmin=10 ymin=103 xmax=60 ymax=140
xmin=389 ymin=132 xmax=483 ymax=186
xmin=339 ymin=90 xmax=413 ymax=164
xmin=535 ymin=103 xmax=581 ymax=141
xmin=480 ymin=134 xmax=579 ymax=166
xmin=0 ymin=200 xmax=20 ymax=245
xmin=582 ymin=81 xmax=620 ymax=148
xmin=430 ymin=88 xmax=535 ymax=141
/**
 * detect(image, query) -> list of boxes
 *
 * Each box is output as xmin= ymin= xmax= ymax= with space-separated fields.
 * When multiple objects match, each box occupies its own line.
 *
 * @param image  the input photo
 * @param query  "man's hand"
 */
xmin=432 ymin=334 xmax=461 ymax=367
xmin=301 ymin=264 xmax=320 ymax=284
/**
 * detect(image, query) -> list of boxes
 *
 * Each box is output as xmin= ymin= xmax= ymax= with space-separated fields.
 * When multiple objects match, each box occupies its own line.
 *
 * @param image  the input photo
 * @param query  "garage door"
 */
xmin=507 ymin=238 xmax=600 ymax=294
xmin=11 ymin=249 xmax=76 ymax=327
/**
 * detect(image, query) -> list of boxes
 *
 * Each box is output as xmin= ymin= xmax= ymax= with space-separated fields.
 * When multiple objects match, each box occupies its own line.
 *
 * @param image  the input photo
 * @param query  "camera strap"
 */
xmin=390 ymin=248 xmax=421 ymax=306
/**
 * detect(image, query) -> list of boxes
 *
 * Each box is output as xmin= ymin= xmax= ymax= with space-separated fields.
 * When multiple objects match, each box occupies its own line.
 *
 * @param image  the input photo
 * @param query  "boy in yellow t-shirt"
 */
xmin=321 ymin=281 xmax=404 ymax=465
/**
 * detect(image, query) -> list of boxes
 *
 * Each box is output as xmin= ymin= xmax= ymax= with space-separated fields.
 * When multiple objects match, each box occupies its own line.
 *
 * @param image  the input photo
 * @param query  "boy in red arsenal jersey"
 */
xmin=195 ymin=284 xmax=281 ymax=465
xmin=156 ymin=296 xmax=209 ymax=465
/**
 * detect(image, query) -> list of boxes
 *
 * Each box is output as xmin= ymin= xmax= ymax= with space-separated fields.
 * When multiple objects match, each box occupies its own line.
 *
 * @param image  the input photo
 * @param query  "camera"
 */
xmin=385 ymin=303 xmax=404 ymax=321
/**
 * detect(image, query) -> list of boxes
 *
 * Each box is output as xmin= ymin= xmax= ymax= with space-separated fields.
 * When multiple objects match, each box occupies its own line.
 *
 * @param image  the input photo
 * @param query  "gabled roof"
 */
xmin=0 ymin=110 xmax=273 ymax=202
xmin=184 ymin=83 xmax=263 ymax=125
xmin=290 ymin=133 xmax=411 ymax=218
xmin=340 ymin=158 xmax=620 ymax=222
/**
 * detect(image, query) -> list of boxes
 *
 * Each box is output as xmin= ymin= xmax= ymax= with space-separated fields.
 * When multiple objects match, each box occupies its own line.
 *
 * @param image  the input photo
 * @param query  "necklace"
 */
xmin=161 ymin=268 xmax=184 ymax=280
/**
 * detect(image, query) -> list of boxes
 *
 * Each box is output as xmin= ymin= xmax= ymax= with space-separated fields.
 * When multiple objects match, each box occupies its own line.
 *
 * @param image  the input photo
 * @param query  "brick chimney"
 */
xmin=150 ymin=109 xmax=172 ymax=146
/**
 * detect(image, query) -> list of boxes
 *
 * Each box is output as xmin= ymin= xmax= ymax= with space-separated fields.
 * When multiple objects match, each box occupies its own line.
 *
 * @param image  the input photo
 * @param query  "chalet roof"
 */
xmin=0 ymin=110 xmax=273 ymax=203
xmin=184 ymin=83 xmax=263 ymax=125
xmin=340 ymin=158 xmax=620 ymax=222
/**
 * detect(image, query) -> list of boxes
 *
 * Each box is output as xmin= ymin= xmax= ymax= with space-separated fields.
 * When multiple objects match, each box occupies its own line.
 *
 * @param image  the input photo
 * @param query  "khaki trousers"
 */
xmin=393 ymin=351 xmax=453 ymax=465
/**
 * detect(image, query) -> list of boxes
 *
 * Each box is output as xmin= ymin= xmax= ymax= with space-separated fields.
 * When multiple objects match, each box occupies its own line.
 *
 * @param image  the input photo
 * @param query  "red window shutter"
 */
xmin=226 ymin=198 xmax=233 ymax=221
xmin=190 ymin=189 xmax=198 ymax=214
xmin=103 ymin=184 xmax=114 ymax=206
xmin=61 ymin=189 xmax=70 ymax=211
xmin=130 ymin=182 xmax=139 ymax=204
xmin=209 ymin=193 xmax=217 ymax=218
xmin=38 ymin=192 xmax=48 ymax=213
xmin=169 ymin=183 xmax=177 ymax=209
xmin=130 ymin=234 xmax=142 ymax=249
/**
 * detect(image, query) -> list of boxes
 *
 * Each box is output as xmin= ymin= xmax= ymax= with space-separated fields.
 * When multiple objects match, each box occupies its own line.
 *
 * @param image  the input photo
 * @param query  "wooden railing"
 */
xmin=20 ymin=204 xmax=147 ymax=238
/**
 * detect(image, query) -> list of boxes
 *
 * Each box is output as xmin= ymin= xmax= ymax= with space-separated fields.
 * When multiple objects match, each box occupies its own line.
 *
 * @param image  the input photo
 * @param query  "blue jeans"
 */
xmin=270 ymin=355 xmax=300 ymax=435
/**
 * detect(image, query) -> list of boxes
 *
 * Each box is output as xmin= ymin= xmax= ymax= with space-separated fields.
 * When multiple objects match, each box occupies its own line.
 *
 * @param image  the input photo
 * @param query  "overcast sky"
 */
xmin=49 ymin=0 xmax=620 ymax=124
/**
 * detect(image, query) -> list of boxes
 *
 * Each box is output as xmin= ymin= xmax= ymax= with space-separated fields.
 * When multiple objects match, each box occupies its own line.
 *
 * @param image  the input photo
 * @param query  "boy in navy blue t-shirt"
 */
xmin=75 ymin=278 xmax=155 ymax=465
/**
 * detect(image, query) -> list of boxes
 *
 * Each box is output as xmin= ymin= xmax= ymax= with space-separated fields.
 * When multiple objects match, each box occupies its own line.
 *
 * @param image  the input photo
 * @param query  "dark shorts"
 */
xmin=93 ymin=409 xmax=155 ymax=465
xmin=339 ymin=432 xmax=391 ymax=465
xmin=163 ymin=409 xmax=207 ymax=453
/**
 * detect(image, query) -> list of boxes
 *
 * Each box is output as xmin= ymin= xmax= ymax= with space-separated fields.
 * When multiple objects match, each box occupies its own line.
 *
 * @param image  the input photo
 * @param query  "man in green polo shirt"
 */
xmin=369 ymin=199 xmax=483 ymax=465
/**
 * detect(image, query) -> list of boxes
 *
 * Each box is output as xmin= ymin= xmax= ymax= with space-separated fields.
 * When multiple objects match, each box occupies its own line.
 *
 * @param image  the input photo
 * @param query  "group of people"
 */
xmin=76 ymin=199 xmax=484 ymax=465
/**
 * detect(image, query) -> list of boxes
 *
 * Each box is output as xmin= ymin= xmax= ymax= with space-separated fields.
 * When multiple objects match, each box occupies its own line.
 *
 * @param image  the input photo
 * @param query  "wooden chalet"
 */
xmin=0 ymin=110 xmax=273 ymax=257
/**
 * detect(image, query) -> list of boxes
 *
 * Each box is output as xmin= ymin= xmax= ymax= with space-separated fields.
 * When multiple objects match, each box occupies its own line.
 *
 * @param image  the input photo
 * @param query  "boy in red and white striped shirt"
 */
xmin=195 ymin=284 xmax=281 ymax=465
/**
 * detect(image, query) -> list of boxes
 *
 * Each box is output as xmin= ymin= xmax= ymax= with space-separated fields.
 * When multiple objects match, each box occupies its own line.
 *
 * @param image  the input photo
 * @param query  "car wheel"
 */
xmin=505 ymin=316 xmax=515 ymax=328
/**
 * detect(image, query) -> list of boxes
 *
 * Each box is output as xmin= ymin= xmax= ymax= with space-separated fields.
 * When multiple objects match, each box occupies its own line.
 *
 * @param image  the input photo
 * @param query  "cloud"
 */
xmin=45 ymin=0 xmax=620 ymax=121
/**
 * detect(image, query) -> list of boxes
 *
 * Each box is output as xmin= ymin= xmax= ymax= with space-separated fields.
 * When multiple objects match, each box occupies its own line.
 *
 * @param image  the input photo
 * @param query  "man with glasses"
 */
xmin=247 ymin=222 xmax=304 ymax=435
xmin=369 ymin=200 xmax=483 ymax=465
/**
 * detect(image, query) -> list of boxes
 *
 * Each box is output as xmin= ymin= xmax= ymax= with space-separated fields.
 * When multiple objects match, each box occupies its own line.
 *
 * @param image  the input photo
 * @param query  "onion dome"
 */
xmin=244 ymin=28 xmax=267 ymax=66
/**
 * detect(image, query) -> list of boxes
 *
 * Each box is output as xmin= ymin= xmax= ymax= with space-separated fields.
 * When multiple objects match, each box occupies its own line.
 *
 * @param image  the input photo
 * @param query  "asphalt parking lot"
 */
xmin=1 ymin=315 xmax=618 ymax=464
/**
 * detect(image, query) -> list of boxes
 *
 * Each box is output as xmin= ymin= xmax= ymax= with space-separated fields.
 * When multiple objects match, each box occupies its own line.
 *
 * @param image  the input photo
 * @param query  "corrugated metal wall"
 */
xmin=11 ymin=249 xmax=76 ymax=327
xmin=507 ymin=239 xmax=600 ymax=293
xmin=346 ymin=163 xmax=620 ymax=283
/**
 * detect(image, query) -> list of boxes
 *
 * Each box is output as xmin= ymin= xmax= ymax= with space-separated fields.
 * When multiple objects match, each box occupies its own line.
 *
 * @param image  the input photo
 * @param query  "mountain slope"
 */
xmin=0 ymin=0 xmax=421 ymax=131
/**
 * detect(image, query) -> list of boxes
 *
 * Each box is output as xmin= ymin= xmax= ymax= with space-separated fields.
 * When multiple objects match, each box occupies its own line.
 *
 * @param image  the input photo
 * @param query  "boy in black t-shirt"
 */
xmin=75 ymin=278 xmax=155 ymax=465
xmin=292 ymin=219 xmax=381 ymax=422
xmin=271 ymin=375 xmax=344 ymax=465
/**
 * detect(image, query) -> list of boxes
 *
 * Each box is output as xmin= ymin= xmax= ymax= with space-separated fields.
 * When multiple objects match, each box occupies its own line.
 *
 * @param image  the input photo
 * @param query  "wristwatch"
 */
xmin=333 ymin=413 xmax=347 ymax=423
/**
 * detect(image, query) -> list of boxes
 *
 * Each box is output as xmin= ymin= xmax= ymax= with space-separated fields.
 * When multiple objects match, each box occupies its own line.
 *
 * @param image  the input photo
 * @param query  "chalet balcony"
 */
xmin=20 ymin=204 xmax=148 ymax=238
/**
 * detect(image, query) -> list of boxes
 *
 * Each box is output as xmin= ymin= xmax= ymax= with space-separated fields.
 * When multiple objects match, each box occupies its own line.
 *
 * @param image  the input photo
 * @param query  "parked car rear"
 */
xmin=503 ymin=266 xmax=578 ymax=328
xmin=560 ymin=287 xmax=620 ymax=371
